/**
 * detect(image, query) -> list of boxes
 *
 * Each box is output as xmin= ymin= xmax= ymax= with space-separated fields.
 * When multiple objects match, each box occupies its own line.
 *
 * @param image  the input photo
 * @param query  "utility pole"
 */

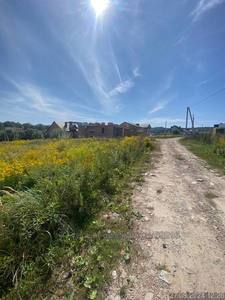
xmin=186 ymin=107 xmax=189 ymax=129
xmin=185 ymin=107 xmax=195 ymax=131
xmin=164 ymin=121 xmax=167 ymax=135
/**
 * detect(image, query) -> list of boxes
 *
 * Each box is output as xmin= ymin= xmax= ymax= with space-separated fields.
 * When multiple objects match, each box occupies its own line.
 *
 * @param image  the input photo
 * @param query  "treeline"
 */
xmin=0 ymin=121 xmax=48 ymax=141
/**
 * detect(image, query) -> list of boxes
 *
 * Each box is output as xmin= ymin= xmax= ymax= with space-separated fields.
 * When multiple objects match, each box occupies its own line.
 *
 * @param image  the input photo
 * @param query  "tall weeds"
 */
xmin=0 ymin=137 xmax=153 ymax=298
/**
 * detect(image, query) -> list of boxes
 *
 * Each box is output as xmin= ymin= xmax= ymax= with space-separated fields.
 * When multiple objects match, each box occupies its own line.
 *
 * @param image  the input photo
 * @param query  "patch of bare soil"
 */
xmin=106 ymin=138 xmax=225 ymax=300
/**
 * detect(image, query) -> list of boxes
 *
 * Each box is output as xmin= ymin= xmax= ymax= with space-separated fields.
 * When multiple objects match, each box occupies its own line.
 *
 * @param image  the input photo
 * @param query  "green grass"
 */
xmin=0 ymin=137 xmax=155 ymax=300
xmin=180 ymin=138 xmax=225 ymax=174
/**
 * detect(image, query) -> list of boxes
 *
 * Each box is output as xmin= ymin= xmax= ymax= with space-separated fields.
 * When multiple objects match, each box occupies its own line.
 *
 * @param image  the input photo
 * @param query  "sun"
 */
xmin=91 ymin=0 xmax=110 ymax=17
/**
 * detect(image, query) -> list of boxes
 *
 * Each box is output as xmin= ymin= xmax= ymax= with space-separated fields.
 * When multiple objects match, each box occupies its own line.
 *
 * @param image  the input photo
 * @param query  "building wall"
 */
xmin=113 ymin=126 xmax=124 ymax=137
xmin=46 ymin=122 xmax=64 ymax=138
xmin=86 ymin=125 xmax=111 ymax=138
xmin=47 ymin=122 xmax=61 ymax=132
xmin=80 ymin=124 xmax=124 ymax=138
xmin=64 ymin=121 xmax=150 ymax=138
xmin=121 ymin=122 xmax=150 ymax=136
xmin=78 ymin=126 xmax=87 ymax=138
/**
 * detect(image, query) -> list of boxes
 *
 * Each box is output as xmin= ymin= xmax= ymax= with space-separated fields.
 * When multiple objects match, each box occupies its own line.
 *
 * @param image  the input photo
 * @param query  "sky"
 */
xmin=0 ymin=0 xmax=225 ymax=127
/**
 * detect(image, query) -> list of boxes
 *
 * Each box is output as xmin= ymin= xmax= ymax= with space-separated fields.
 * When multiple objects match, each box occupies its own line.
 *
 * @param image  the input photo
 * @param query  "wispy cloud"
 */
xmin=197 ymin=78 xmax=213 ymax=86
xmin=133 ymin=67 xmax=141 ymax=78
xmin=191 ymin=0 xmax=225 ymax=22
xmin=67 ymin=35 xmax=136 ymax=114
xmin=0 ymin=75 xmax=101 ymax=122
xmin=68 ymin=38 xmax=138 ymax=114
xmin=108 ymin=79 xmax=134 ymax=97
xmin=148 ymin=99 xmax=170 ymax=114
xmin=148 ymin=73 xmax=175 ymax=115
xmin=108 ymin=67 xmax=140 ymax=97
xmin=0 ymin=0 xmax=143 ymax=121
xmin=197 ymin=68 xmax=225 ymax=86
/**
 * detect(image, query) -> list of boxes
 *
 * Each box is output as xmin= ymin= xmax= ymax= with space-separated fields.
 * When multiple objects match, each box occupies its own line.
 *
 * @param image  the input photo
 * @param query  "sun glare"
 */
xmin=91 ymin=0 xmax=110 ymax=16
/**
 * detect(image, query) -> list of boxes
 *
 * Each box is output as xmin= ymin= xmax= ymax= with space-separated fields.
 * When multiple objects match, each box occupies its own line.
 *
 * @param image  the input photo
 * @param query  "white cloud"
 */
xmin=147 ymin=73 xmax=175 ymax=115
xmin=108 ymin=79 xmax=134 ymax=97
xmin=44 ymin=3 xmax=141 ymax=116
xmin=197 ymin=78 xmax=212 ymax=86
xmin=133 ymin=67 xmax=141 ymax=78
xmin=191 ymin=0 xmax=225 ymax=22
xmin=107 ymin=67 xmax=140 ymax=98
xmin=148 ymin=99 xmax=170 ymax=114
xmin=68 ymin=46 xmax=124 ymax=114
xmin=0 ymin=75 xmax=100 ymax=122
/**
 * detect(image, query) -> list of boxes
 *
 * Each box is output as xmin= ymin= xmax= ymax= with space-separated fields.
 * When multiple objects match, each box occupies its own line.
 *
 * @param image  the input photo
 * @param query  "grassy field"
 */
xmin=181 ymin=136 xmax=225 ymax=174
xmin=0 ymin=137 xmax=154 ymax=299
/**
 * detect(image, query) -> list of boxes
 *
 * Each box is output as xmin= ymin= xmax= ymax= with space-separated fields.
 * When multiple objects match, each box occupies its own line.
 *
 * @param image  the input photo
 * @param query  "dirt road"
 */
xmin=107 ymin=138 xmax=225 ymax=300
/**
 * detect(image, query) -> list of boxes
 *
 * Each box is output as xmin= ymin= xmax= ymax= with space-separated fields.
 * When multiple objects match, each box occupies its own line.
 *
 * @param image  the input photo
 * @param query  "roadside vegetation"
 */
xmin=0 ymin=137 xmax=154 ymax=299
xmin=181 ymin=133 xmax=225 ymax=173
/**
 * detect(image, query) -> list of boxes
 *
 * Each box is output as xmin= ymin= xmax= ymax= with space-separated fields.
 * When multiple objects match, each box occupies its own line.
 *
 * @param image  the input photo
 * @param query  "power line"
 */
xmin=191 ymin=86 xmax=225 ymax=107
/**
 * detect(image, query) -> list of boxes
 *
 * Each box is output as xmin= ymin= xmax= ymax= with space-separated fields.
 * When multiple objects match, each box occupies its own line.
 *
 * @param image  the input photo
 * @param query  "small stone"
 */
xmin=191 ymin=181 xmax=197 ymax=185
xmin=172 ymin=265 xmax=177 ymax=273
xmin=114 ymin=295 xmax=121 ymax=300
xmin=159 ymin=270 xmax=170 ymax=285
xmin=112 ymin=270 xmax=117 ymax=280
xmin=197 ymin=178 xmax=204 ymax=182
xmin=62 ymin=270 xmax=73 ymax=280
xmin=127 ymin=275 xmax=136 ymax=283
xmin=144 ymin=216 xmax=149 ymax=222
xmin=144 ymin=292 xmax=154 ymax=300
xmin=149 ymin=173 xmax=156 ymax=177
xmin=120 ymin=268 xmax=127 ymax=279
xmin=103 ymin=212 xmax=120 ymax=221
xmin=107 ymin=295 xmax=116 ymax=300
xmin=163 ymin=243 xmax=167 ymax=249
xmin=147 ymin=204 xmax=154 ymax=210
xmin=147 ymin=241 xmax=151 ymax=247
xmin=112 ymin=212 xmax=120 ymax=219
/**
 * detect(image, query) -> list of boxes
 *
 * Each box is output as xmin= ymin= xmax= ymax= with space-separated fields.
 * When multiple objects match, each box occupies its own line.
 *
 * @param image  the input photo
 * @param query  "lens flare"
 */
xmin=91 ymin=0 xmax=110 ymax=16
